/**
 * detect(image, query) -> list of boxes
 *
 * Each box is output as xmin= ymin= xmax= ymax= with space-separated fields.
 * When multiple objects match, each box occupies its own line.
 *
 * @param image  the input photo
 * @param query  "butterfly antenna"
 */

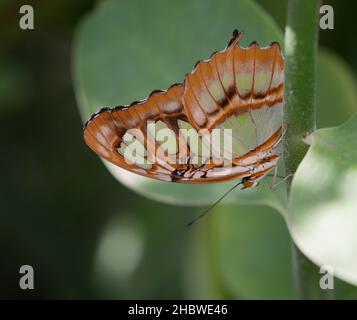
xmin=187 ymin=181 xmax=243 ymax=227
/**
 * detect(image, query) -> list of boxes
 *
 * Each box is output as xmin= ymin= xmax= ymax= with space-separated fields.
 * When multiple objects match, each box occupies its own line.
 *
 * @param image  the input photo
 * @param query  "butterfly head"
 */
xmin=241 ymin=176 xmax=259 ymax=189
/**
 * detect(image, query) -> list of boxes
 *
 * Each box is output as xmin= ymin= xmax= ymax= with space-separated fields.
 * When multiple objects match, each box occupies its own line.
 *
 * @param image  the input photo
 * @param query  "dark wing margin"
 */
xmin=84 ymin=84 xmax=189 ymax=181
xmin=83 ymin=30 xmax=285 ymax=185
xmin=182 ymin=30 xmax=284 ymax=131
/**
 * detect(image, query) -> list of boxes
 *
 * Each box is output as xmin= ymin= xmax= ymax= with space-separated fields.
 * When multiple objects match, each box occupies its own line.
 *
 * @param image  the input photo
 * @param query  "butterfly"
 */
xmin=83 ymin=30 xmax=284 ymax=190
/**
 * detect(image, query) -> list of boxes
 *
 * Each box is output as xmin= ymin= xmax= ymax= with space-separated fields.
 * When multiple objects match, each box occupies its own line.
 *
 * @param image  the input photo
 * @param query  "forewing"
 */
xmin=182 ymin=30 xmax=284 ymax=158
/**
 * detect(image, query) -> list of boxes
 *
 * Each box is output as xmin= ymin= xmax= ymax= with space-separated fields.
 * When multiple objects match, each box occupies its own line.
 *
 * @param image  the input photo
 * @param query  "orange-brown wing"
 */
xmin=83 ymin=30 xmax=284 ymax=185
xmin=84 ymin=84 xmax=190 ymax=182
xmin=183 ymin=30 xmax=284 ymax=132
xmin=180 ymin=30 xmax=284 ymax=186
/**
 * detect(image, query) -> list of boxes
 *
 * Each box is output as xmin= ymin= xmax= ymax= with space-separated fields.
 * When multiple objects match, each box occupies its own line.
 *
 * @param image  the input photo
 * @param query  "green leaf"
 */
xmin=105 ymin=161 xmax=287 ymax=212
xmin=289 ymin=113 xmax=357 ymax=286
xmin=317 ymin=49 xmax=357 ymax=128
xmin=73 ymin=0 xmax=286 ymax=211
xmin=183 ymin=204 xmax=295 ymax=299
xmin=289 ymin=49 xmax=357 ymax=291
xmin=211 ymin=204 xmax=295 ymax=299
xmin=182 ymin=221 xmax=228 ymax=299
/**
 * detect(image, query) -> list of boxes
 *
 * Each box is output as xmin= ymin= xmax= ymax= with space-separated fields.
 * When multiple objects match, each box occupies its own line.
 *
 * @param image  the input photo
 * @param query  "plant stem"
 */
xmin=283 ymin=0 xmax=332 ymax=299
xmin=284 ymin=0 xmax=319 ymax=175
xmin=290 ymin=241 xmax=334 ymax=299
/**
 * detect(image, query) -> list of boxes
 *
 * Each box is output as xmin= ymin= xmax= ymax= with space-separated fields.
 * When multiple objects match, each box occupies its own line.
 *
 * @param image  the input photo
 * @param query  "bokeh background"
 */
xmin=1 ymin=0 xmax=357 ymax=299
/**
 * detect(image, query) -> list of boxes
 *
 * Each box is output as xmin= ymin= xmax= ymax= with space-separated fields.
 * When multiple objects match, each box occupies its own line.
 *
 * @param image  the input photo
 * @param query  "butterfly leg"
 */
xmin=268 ymin=172 xmax=294 ymax=189
xmin=268 ymin=166 xmax=278 ymax=189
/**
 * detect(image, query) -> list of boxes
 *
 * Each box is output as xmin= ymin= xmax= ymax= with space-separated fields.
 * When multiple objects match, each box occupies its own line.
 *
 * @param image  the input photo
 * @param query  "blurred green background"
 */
xmin=1 ymin=0 xmax=357 ymax=299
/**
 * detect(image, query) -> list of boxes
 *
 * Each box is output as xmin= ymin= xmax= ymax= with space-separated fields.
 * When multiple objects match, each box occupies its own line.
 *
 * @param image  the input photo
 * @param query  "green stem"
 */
xmin=290 ymin=242 xmax=334 ymax=299
xmin=283 ymin=0 xmax=332 ymax=299
xmin=284 ymin=0 xmax=319 ymax=174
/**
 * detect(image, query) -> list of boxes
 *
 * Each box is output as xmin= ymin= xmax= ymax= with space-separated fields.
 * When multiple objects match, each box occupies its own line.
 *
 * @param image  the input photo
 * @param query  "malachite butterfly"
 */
xmin=83 ymin=30 xmax=284 ymax=190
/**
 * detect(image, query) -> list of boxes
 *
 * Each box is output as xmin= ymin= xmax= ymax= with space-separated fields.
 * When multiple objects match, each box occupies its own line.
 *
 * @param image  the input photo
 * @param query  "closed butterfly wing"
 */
xmin=84 ymin=84 xmax=189 ymax=182
xmin=181 ymin=30 xmax=284 ymax=187
xmin=83 ymin=30 xmax=285 ymax=187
